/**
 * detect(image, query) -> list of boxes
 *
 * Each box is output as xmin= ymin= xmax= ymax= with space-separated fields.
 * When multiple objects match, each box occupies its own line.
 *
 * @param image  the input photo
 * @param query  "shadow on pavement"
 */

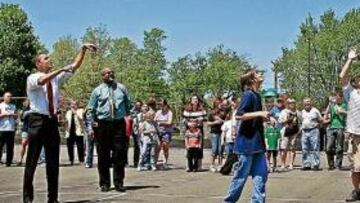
xmin=123 ymin=185 xmax=160 ymax=190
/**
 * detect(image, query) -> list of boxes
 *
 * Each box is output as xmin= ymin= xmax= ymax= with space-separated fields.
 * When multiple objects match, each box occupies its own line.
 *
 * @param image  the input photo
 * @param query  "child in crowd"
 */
xmin=265 ymin=117 xmax=281 ymax=172
xmin=221 ymin=114 xmax=235 ymax=163
xmin=138 ymin=111 xmax=160 ymax=171
xmin=184 ymin=124 xmax=202 ymax=172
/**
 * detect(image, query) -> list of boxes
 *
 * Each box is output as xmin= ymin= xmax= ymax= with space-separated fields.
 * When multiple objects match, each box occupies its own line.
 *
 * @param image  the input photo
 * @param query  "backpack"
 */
xmin=219 ymin=153 xmax=238 ymax=175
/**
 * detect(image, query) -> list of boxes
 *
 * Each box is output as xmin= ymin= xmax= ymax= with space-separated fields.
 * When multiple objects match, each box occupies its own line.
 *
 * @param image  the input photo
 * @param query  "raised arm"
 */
xmin=69 ymin=43 xmax=97 ymax=71
xmin=37 ymin=43 xmax=97 ymax=86
xmin=340 ymin=49 xmax=358 ymax=86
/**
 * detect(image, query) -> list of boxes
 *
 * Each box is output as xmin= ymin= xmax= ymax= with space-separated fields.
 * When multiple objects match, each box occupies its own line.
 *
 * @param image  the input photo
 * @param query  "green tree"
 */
xmin=0 ymin=3 xmax=42 ymax=96
xmin=204 ymin=45 xmax=251 ymax=98
xmin=136 ymin=28 xmax=168 ymax=99
xmin=273 ymin=9 xmax=360 ymax=106
xmin=60 ymin=25 xmax=112 ymax=105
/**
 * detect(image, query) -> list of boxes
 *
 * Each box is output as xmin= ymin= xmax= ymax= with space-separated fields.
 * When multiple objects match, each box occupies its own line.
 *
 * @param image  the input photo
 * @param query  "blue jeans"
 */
xmin=224 ymin=153 xmax=268 ymax=203
xmin=210 ymin=133 xmax=221 ymax=156
xmin=225 ymin=143 xmax=234 ymax=156
xmin=301 ymin=128 xmax=320 ymax=168
xmin=326 ymin=128 xmax=344 ymax=168
xmin=85 ymin=135 xmax=95 ymax=166
xmin=139 ymin=136 xmax=157 ymax=168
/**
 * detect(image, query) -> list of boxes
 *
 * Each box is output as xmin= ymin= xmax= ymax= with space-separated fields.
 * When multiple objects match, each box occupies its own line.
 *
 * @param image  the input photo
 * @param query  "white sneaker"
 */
xmin=210 ymin=165 xmax=216 ymax=173
xmin=137 ymin=166 xmax=142 ymax=171
xmin=151 ymin=166 xmax=157 ymax=171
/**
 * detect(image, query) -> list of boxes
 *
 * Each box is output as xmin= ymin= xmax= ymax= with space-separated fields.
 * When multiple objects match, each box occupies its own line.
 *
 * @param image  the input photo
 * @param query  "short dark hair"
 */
xmin=33 ymin=54 xmax=42 ymax=66
xmin=334 ymin=90 xmax=343 ymax=98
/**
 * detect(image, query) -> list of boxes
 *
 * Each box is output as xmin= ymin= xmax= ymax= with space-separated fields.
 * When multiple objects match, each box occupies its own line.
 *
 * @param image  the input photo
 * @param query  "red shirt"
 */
xmin=185 ymin=128 xmax=202 ymax=148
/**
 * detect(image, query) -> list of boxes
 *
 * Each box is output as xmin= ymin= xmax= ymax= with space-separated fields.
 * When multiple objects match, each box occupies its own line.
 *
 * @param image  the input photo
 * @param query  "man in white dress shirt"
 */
xmin=340 ymin=48 xmax=360 ymax=202
xmin=23 ymin=43 xmax=96 ymax=203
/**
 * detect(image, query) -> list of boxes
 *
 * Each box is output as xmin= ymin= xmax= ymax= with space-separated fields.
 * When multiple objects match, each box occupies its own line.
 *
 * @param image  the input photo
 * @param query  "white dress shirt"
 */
xmin=26 ymin=71 xmax=72 ymax=115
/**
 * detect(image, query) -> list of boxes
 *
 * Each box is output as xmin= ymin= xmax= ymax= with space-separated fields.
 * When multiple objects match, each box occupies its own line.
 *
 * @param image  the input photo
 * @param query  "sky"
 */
xmin=3 ymin=0 xmax=360 ymax=88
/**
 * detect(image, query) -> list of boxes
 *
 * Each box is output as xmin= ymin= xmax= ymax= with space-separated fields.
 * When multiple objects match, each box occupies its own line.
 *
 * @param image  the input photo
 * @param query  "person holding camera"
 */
xmin=278 ymin=98 xmax=301 ymax=170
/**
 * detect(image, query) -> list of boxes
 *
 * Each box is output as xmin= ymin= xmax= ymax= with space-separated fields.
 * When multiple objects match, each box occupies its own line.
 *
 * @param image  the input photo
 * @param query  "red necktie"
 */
xmin=46 ymin=81 xmax=55 ymax=116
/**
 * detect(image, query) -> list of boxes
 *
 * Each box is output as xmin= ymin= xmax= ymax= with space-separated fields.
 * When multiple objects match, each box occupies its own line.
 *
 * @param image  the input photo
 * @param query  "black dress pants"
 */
xmin=95 ymin=119 xmax=128 ymax=188
xmin=0 ymin=131 xmax=15 ymax=166
xmin=23 ymin=113 xmax=60 ymax=203
xmin=66 ymin=133 xmax=84 ymax=163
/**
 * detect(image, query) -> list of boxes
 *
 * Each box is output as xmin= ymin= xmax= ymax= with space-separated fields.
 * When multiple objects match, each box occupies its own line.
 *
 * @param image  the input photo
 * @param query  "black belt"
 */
xmin=302 ymin=127 xmax=317 ymax=132
xmin=30 ymin=112 xmax=56 ymax=119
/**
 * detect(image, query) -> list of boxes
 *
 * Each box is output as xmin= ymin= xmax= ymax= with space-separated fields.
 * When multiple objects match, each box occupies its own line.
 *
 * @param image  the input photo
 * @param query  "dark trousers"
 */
xmin=132 ymin=133 xmax=140 ymax=167
xmin=0 ymin=131 xmax=15 ymax=166
xmin=95 ymin=119 xmax=128 ymax=188
xmin=23 ymin=114 xmax=60 ymax=203
xmin=187 ymin=148 xmax=201 ymax=171
xmin=66 ymin=134 xmax=84 ymax=163
xmin=326 ymin=128 xmax=344 ymax=168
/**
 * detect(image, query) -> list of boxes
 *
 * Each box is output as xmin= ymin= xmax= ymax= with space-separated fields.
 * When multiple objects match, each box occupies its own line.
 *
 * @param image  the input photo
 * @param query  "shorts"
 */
xmin=210 ymin=132 xmax=222 ymax=156
xmin=159 ymin=132 xmax=172 ymax=143
xmin=21 ymin=131 xmax=29 ymax=139
xmin=280 ymin=134 xmax=297 ymax=150
xmin=350 ymin=134 xmax=360 ymax=172
xmin=266 ymin=150 xmax=278 ymax=157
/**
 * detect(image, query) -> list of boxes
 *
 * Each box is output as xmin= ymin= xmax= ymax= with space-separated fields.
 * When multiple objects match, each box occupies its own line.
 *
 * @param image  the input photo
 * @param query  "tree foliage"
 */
xmin=0 ymin=3 xmax=42 ymax=96
xmin=50 ymin=25 xmax=253 ymax=115
xmin=273 ymin=9 xmax=360 ymax=107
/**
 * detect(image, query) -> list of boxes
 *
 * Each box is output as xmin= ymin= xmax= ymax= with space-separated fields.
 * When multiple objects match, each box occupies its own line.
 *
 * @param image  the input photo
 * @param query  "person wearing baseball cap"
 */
xmin=278 ymin=98 xmax=301 ymax=170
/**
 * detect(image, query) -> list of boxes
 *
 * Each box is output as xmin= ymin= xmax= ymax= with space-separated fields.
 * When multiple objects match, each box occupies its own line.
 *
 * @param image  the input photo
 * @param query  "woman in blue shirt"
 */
xmin=224 ymin=69 xmax=269 ymax=203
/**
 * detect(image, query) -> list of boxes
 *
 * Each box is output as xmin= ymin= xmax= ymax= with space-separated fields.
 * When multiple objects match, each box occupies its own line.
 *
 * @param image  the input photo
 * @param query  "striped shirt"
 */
xmin=344 ymin=82 xmax=360 ymax=135
xmin=182 ymin=110 xmax=207 ymax=127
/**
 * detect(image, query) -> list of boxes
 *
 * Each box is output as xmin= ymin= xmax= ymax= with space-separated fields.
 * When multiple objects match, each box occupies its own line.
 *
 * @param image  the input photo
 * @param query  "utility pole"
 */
xmin=274 ymin=71 xmax=278 ymax=91
xmin=307 ymin=37 xmax=311 ymax=97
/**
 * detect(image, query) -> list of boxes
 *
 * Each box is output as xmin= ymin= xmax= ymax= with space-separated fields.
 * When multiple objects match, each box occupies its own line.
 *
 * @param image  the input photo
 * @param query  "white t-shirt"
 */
xmin=343 ymin=82 xmax=360 ymax=135
xmin=301 ymin=107 xmax=322 ymax=129
xmin=0 ymin=102 xmax=16 ymax=131
xmin=221 ymin=120 xmax=234 ymax=144
xmin=27 ymin=71 xmax=72 ymax=115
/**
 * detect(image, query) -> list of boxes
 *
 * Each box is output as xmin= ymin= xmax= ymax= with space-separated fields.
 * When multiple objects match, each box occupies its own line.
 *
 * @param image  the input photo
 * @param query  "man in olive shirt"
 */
xmin=325 ymin=91 xmax=347 ymax=170
xmin=87 ymin=67 xmax=131 ymax=192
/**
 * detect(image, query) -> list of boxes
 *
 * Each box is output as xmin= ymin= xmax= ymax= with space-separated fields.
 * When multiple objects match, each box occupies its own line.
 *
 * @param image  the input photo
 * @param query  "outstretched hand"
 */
xmin=82 ymin=43 xmax=98 ymax=52
xmin=348 ymin=48 xmax=358 ymax=60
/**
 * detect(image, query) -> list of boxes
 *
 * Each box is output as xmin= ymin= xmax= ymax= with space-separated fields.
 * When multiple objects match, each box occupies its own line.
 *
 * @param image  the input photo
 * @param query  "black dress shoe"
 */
xmin=99 ymin=185 xmax=110 ymax=192
xmin=311 ymin=167 xmax=322 ymax=171
xmin=115 ymin=185 xmax=126 ymax=192
xmin=48 ymin=200 xmax=59 ymax=203
xmin=301 ymin=167 xmax=311 ymax=171
xmin=346 ymin=190 xmax=360 ymax=202
xmin=23 ymin=196 xmax=33 ymax=203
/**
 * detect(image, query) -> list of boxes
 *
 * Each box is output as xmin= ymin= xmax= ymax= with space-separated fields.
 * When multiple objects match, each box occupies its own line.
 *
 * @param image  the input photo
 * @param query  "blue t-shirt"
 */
xmin=270 ymin=105 xmax=283 ymax=128
xmin=234 ymin=90 xmax=265 ymax=154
